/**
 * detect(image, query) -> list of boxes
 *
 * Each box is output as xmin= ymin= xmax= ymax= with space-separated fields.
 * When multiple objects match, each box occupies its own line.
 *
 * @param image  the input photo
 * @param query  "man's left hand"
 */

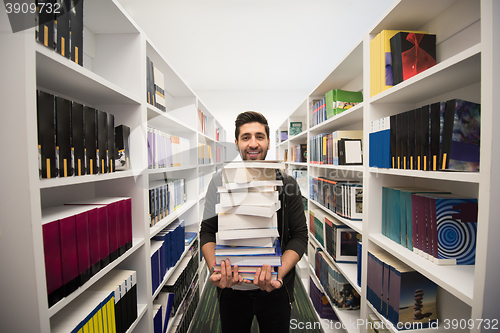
xmin=243 ymin=264 xmax=282 ymax=292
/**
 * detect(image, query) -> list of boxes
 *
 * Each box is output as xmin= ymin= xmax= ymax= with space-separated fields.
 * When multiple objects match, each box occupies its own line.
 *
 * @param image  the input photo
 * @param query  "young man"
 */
xmin=200 ymin=111 xmax=308 ymax=333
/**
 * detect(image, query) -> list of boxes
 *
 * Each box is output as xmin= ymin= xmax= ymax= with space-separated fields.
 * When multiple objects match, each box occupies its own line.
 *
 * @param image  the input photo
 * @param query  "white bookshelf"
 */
xmin=275 ymin=1 xmax=500 ymax=332
xmin=0 ymin=0 xmax=226 ymax=332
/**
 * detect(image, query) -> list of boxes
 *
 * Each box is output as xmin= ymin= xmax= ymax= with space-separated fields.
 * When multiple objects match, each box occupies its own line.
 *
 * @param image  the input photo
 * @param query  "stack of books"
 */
xmin=214 ymin=161 xmax=285 ymax=280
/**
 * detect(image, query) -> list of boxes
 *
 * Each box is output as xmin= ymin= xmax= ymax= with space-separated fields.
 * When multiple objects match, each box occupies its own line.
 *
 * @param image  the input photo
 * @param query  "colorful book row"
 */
xmin=147 ymin=127 xmax=190 ymax=169
xmin=153 ymin=291 xmax=175 ymax=333
xmin=37 ymin=90 xmax=130 ymax=178
xmin=382 ymin=187 xmax=478 ymax=265
xmin=309 ymin=130 xmax=363 ymax=165
xmin=52 ymin=269 xmax=137 ymax=333
xmin=367 ymin=251 xmax=438 ymax=330
xmin=314 ymin=249 xmax=360 ymax=310
xmin=198 ymin=143 xmax=212 ymax=165
xmin=148 ymin=179 xmax=186 ymax=227
xmin=369 ymin=99 xmax=480 ymax=172
xmin=309 ymin=276 xmax=338 ymax=320
xmin=289 ymin=144 xmax=307 ymax=163
xmin=198 ymin=108 xmax=208 ymax=135
xmin=309 ymin=177 xmax=363 ymax=221
xmin=310 ymin=89 xmax=362 ymax=128
xmin=42 ymin=197 xmax=133 ymax=307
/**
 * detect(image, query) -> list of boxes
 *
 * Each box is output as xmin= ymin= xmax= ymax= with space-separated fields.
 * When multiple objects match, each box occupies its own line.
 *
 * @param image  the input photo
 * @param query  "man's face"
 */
xmin=235 ymin=122 xmax=270 ymax=160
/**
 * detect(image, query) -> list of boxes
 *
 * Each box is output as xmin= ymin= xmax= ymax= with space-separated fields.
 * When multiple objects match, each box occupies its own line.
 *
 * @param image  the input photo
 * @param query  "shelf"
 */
xmin=309 ymin=233 xmax=361 ymax=295
xmin=288 ymin=131 xmax=308 ymax=141
xmin=369 ymin=233 xmax=474 ymax=306
xmin=165 ymin=270 xmax=199 ymax=333
xmin=126 ymin=303 xmax=148 ymax=333
xmin=309 ymin=268 xmax=361 ymax=333
xmin=370 ymin=44 xmax=481 ymax=105
xmin=48 ymin=238 xmax=145 ymax=318
xmin=369 ymin=168 xmax=480 ymax=183
xmin=366 ymin=302 xmax=447 ymax=333
xmin=39 ymin=170 xmax=137 ymax=189
xmin=147 ymin=106 xmax=197 ymax=135
xmin=287 ymin=162 xmax=308 ymax=167
xmin=309 ymin=103 xmax=364 ymax=133
xmin=149 ymin=200 xmax=197 ymax=238
xmin=310 ymin=164 xmax=363 ymax=173
xmin=152 ymin=239 xmax=198 ymax=299
xmin=36 ymin=43 xmax=141 ymax=105
xmin=147 ymin=165 xmax=198 ymax=175
xmin=198 ymin=132 xmax=215 ymax=142
xmin=198 ymin=163 xmax=215 ymax=168
xmin=309 ymin=199 xmax=363 ymax=234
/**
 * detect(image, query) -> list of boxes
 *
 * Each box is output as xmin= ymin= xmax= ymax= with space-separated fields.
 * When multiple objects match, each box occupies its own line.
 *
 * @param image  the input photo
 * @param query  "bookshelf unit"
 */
xmin=275 ymin=0 xmax=499 ymax=332
xmin=0 ymin=0 xmax=226 ymax=332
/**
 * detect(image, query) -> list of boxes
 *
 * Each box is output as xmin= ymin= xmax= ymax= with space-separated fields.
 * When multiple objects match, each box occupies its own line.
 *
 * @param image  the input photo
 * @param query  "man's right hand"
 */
xmin=209 ymin=259 xmax=243 ymax=288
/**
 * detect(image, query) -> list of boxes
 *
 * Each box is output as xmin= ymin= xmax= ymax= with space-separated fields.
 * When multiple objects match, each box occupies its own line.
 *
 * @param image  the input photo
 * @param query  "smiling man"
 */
xmin=200 ymin=111 xmax=308 ymax=333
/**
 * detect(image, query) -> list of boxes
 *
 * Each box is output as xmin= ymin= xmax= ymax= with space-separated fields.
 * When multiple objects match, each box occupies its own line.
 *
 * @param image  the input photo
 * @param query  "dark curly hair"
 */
xmin=234 ymin=111 xmax=270 ymax=141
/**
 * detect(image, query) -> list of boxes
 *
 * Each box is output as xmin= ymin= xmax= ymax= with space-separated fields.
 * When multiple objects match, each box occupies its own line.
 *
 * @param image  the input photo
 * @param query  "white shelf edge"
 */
xmin=198 ymin=132 xmax=215 ymax=142
xmin=369 ymin=233 xmax=474 ymax=306
xmin=368 ymin=168 xmax=480 ymax=183
xmin=309 ymin=233 xmax=361 ymax=295
xmin=287 ymin=162 xmax=308 ymax=166
xmin=309 ymin=103 xmax=364 ymax=132
xmin=39 ymin=170 xmax=137 ymax=189
xmin=309 ymin=164 xmax=364 ymax=172
xmin=147 ymin=165 xmax=198 ymax=175
xmin=149 ymin=200 xmax=197 ymax=238
xmin=309 ymin=267 xmax=361 ymax=333
xmin=48 ymin=238 xmax=146 ymax=317
xmin=36 ymin=43 xmax=141 ymax=105
xmin=198 ymin=163 xmax=215 ymax=168
xmin=309 ymin=199 xmax=363 ymax=234
xmin=288 ymin=131 xmax=308 ymax=141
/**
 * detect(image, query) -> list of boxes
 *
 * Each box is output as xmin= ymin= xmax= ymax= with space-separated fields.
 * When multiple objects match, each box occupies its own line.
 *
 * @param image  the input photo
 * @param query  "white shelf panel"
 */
xmin=152 ymin=239 xmax=198 ymax=299
xmin=198 ymin=163 xmax=215 ymax=168
xmin=309 ymin=103 xmax=364 ymax=133
xmin=198 ymin=132 xmax=215 ymax=142
xmin=149 ymin=200 xmax=197 ymax=238
xmin=310 ymin=40 xmax=363 ymax=97
xmin=198 ymin=189 xmax=207 ymax=201
xmin=147 ymin=165 xmax=198 ymax=175
xmin=309 ymin=199 xmax=363 ymax=234
xmin=48 ymin=238 xmax=145 ymax=317
xmin=36 ymin=44 xmax=140 ymax=105
xmin=369 ymin=233 xmax=474 ymax=306
xmin=147 ymin=106 xmax=197 ymax=135
xmin=39 ymin=170 xmax=137 ymax=189
xmin=310 ymin=164 xmax=363 ymax=173
xmin=309 ymin=268 xmax=361 ymax=333
xmin=370 ymin=44 xmax=481 ymax=105
xmin=287 ymin=162 xmax=308 ymax=167
xmin=309 ymin=233 xmax=361 ymax=295
xmin=288 ymin=131 xmax=308 ymax=141
xmin=369 ymin=168 xmax=480 ymax=183
xmin=126 ymin=303 xmax=148 ymax=333
xmin=366 ymin=302 xmax=449 ymax=333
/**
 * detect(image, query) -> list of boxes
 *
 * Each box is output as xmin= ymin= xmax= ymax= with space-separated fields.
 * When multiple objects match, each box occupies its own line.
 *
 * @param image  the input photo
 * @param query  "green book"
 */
xmin=325 ymin=89 xmax=336 ymax=119
xmin=289 ymin=122 xmax=302 ymax=136
xmin=333 ymin=89 xmax=363 ymax=115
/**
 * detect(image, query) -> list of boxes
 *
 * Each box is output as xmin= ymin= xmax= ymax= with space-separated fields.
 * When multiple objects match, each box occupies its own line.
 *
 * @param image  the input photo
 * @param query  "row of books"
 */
xmin=198 ymin=108 xmax=208 ymax=135
xmin=309 ymin=177 xmax=363 ymax=221
xmin=215 ymin=145 xmax=223 ymax=163
xmin=287 ymin=168 xmax=307 ymax=196
xmin=42 ymin=197 xmax=133 ymax=307
xmin=153 ymin=290 xmax=175 ymax=333
xmin=369 ymin=99 xmax=481 ymax=172
xmin=309 ymin=276 xmax=338 ymax=320
xmin=310 ymin=208 xmax=359 ymax=263
xmin=309 ymin=130 xmax=363 ymax=165
xmin=276 ymin=130 xmax=288 ymax=143
xmin=383 ymin=187 xmax=478 ymax=265
xmin=198 ymin=143 xmax=212 ymax=165
xmin=289 ymin=121 xmax=302 ymax=136
xmin=171 ymin=279 xmax=199 ymax=333
xmin=36 ymin=0 xmax=84 ymax=66
xmin=147 ymin=127 xmax=190 ymax=169
xmin=288 ymin=144 xmax=307 ymax=163
xmin=149 ymin=179 xmax=186 ymax=227
xmin=370 ymin=30 xmax=436 ymax=97
xmin=37 ymin=90 xmax=130 ymax=178
xmin=309 ymin=89 xmax=363 ymax=128
xmin=314 ymin=249 xmax=360 ymax=310
xmin=146 ymin=56 xmax=166 ymax=111
xmin=367 ymin=251 xmax=438 ymax=329
xmin=163 ymin=249 xmax=199 ymax=321
xmin=52 ymin=269 xmax=137 ymax=333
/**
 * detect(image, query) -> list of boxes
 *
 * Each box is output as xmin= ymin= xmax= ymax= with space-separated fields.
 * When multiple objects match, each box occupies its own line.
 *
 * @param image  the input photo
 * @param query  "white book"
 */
xmin=216 ymin=233 xmax=275 ymax=247
xmin=218 ymin=212 xmax=277 ymax=231
xmin=215 ymin=201 xmax=280 ymax=218
xmin=224 ymin=180 xmax=283 ymax=190
xmin=223 ymin=160 xmax=285 ymax=170
xmin=218 ymin=228 xmax=279 ymax=240
xmin=219 ymin=191 xmax=279 ymax=207
xmin=223 ymin=167 xmax=276 ymax=184
xmin=217 ymin=186 xmax=276 ymax=193
xmin=215 ymin=246 xmax=276 ymax=256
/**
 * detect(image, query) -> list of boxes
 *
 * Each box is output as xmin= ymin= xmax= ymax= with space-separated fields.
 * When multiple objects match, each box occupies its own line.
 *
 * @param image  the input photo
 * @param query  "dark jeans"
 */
xmin=218 ymin=287 xmax=292 ymax=333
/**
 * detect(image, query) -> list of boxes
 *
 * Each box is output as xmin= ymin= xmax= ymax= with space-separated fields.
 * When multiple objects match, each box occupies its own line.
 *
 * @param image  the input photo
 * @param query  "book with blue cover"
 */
xmin=215 ymin=239 xmax=282 ymax=266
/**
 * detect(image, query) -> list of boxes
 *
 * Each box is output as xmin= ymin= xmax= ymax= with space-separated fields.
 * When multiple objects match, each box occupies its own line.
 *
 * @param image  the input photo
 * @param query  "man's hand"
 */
xmin=209 ymin=259 xmax=243 ymax=288
xmin=244 ymin=264 xmax=282 ymax=292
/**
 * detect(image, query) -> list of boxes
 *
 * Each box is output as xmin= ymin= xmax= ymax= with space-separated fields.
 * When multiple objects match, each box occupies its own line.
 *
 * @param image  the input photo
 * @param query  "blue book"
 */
xmin=185 ymin=232 xmax=197 ymax=245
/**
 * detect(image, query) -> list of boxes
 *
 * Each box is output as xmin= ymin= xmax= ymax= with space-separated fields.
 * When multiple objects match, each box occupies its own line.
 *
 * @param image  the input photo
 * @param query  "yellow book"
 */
xmin=96 ymin=308 xmax=104 ymax=333
xmin=102 ymin=302 xmax=109 ymax=333
xmin=108 ymin=297 xmax=117 ymax=333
